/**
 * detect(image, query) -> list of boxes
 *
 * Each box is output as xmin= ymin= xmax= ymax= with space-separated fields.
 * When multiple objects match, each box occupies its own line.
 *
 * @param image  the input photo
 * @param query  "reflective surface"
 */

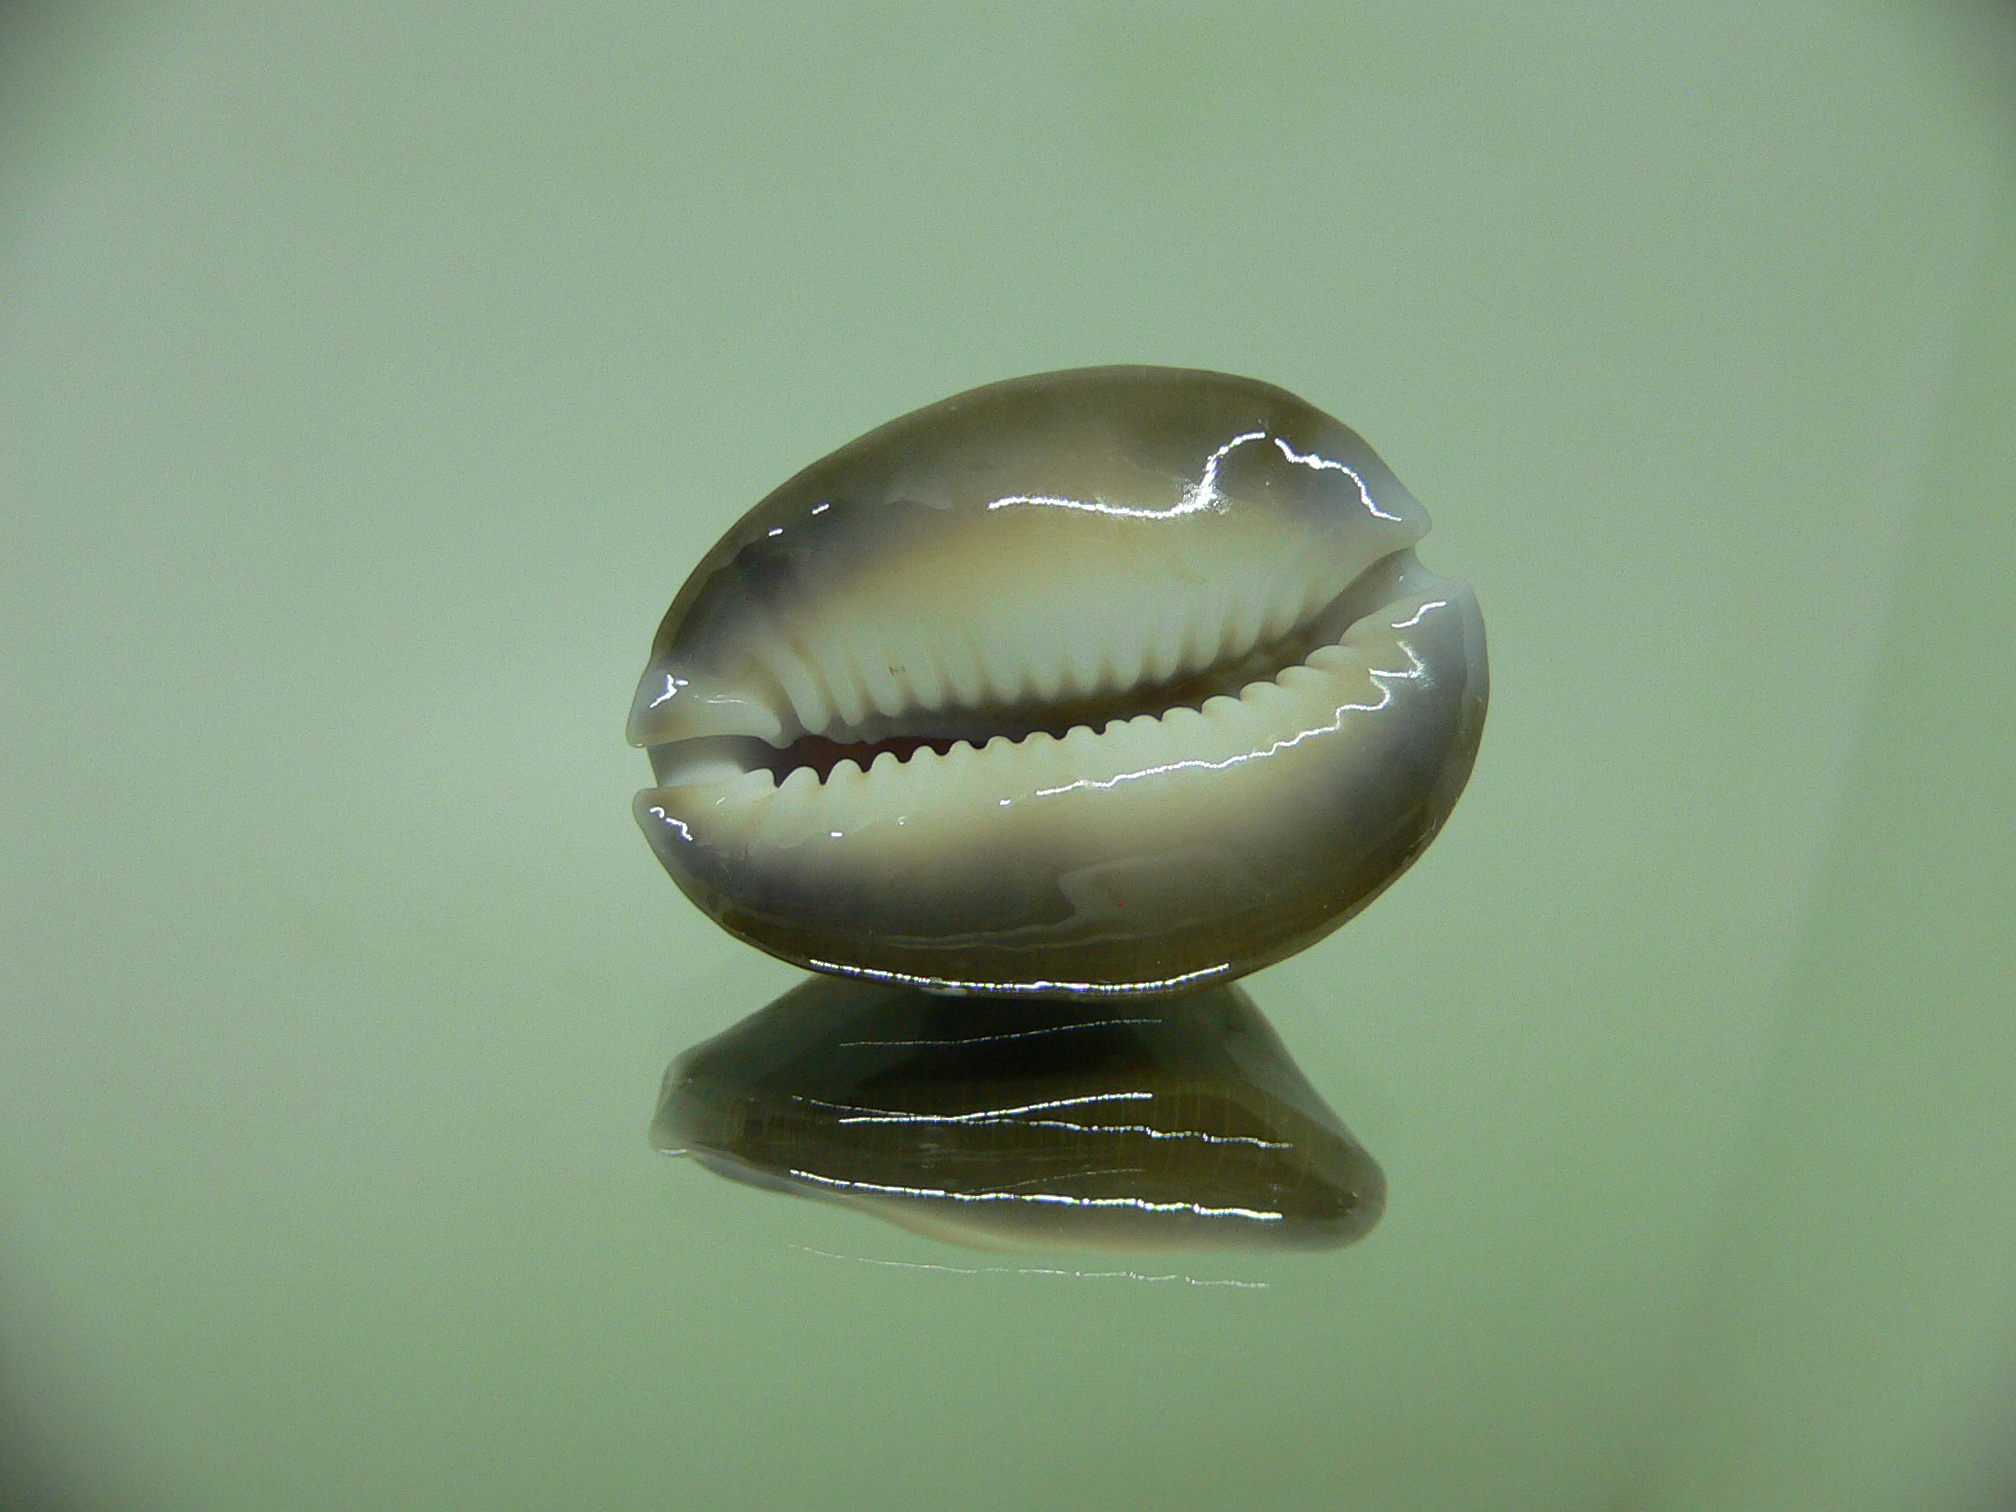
xmin=630 ymin=367 xmax=1486 ymax=996
xmin=655 ymin=976 xmax=1383 ymax=1251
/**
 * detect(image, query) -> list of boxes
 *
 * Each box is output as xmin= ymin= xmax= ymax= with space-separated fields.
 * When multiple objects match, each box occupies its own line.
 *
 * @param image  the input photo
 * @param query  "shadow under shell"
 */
xmin=654 ymin=975 xmax=1385 ymax=1252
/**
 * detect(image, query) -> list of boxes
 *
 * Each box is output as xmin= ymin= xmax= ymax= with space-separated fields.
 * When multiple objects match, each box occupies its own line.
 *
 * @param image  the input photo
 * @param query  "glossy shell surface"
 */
xmin=630 ymin=367 xmax=1487 ymax=996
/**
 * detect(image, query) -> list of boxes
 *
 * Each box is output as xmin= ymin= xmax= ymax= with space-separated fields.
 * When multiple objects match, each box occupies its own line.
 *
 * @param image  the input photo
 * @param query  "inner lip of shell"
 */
xmin=648 ymin=550 xmax=1418 ymax=789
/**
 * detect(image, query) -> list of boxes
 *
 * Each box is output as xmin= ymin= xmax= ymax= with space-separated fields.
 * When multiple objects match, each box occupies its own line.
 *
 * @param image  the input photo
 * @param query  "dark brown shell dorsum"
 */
xmin=629 ymin=367 xmax=1488 ymax=997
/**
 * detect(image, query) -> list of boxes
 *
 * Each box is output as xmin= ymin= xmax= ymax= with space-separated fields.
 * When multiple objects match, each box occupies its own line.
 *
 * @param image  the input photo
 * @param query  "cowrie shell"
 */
xmin=630 ymin=367 xmax=1488 ymax=997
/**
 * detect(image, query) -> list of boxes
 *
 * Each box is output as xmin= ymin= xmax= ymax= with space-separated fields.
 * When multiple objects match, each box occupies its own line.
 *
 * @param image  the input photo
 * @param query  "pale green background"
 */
xmin=3 ymin=4 xmax=2013 ymax=1510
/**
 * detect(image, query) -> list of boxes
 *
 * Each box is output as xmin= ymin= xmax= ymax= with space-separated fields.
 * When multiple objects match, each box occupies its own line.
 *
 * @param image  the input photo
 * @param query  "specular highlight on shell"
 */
xmin=630 ymin=367 xmax=1488 ymax=997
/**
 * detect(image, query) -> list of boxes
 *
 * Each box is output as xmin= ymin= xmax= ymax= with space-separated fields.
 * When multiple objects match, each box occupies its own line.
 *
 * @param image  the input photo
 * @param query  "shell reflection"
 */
xmin=653 ymin=975 xmax=1384 ymax=1252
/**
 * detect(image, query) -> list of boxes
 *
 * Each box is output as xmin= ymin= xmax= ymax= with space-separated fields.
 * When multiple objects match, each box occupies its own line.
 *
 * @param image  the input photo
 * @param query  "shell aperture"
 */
xmin=630 ymin=367 xmax=1488 ymax=997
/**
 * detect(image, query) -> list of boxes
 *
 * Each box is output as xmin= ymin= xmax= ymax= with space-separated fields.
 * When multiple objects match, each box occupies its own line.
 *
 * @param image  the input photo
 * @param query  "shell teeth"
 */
xmin=1025 ymin=656 xmax=1064 ymax=701
xmin=1220 ymin=583 xmax=1261 ymax=663
xmin=856 ymin=631 xmax=907 ymax=719
xmin=943 ymin=639 xmax=986 ymax=709
xmin=1142 ymin=599 xmax=1183 ymax=682
xmin=1161 ymin=700 xmax=1243 ymax=765
xmin=1184 ymin=596 xmax=1224 ymax=676
xmin=1274 ymin=663 xmax=1329 ymax=694
xmin=1106 ymin=632 xmax=1145 ymax=698
xmin=1238 ymin=676 xmax=1293 ymax=713
xmin=1093 ymin=711 xmax=1161 ymax=769
xmin=980 ymin=645 xmax=1023 ymax=705
xmin=1101 ymin=642 xmax=1129 ymax=696
xmin=813 ymin=757 xmax=870 ymax=831
xmin=754 ymin=764 xmax=823 ymax=847
xmin=1059 ymin=722 xmax=1101 ymax=755
xmin=1305 ymin=642 xmax=1359 ymax=673
xmin=888 ymin=631 xmax=944 ymax=712
xmin=764 ymin=648 xmax=833 ymax=737
xmin=1018 ymin=728 xmax=1066 ymax=788
xmin=906 ymin=642 xmax=946 ymax=711
xmin=899 ymin=743 xmax=946 ymax=796
xmin=1259 ymin=575 xmax=1302 ymax=642
xmin=823 ymin=643 xmax=869 ymax=730
xmin=1061 ymin=637 xmax=1102 ymax=698
xmin=978 ymin=733 xmax=1019 ymax=780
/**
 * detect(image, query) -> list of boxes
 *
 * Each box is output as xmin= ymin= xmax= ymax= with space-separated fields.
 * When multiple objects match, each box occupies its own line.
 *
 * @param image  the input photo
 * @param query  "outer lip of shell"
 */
xmin=629 ymin=367 xmax=1488 ymax=997
xmin=652 ymin=974 xmax=1385 ymax=1253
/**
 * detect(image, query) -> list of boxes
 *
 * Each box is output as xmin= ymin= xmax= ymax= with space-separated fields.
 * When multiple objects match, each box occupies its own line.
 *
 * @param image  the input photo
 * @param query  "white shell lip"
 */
xmin=631 ymin=366 xmax=1488 ymax=998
